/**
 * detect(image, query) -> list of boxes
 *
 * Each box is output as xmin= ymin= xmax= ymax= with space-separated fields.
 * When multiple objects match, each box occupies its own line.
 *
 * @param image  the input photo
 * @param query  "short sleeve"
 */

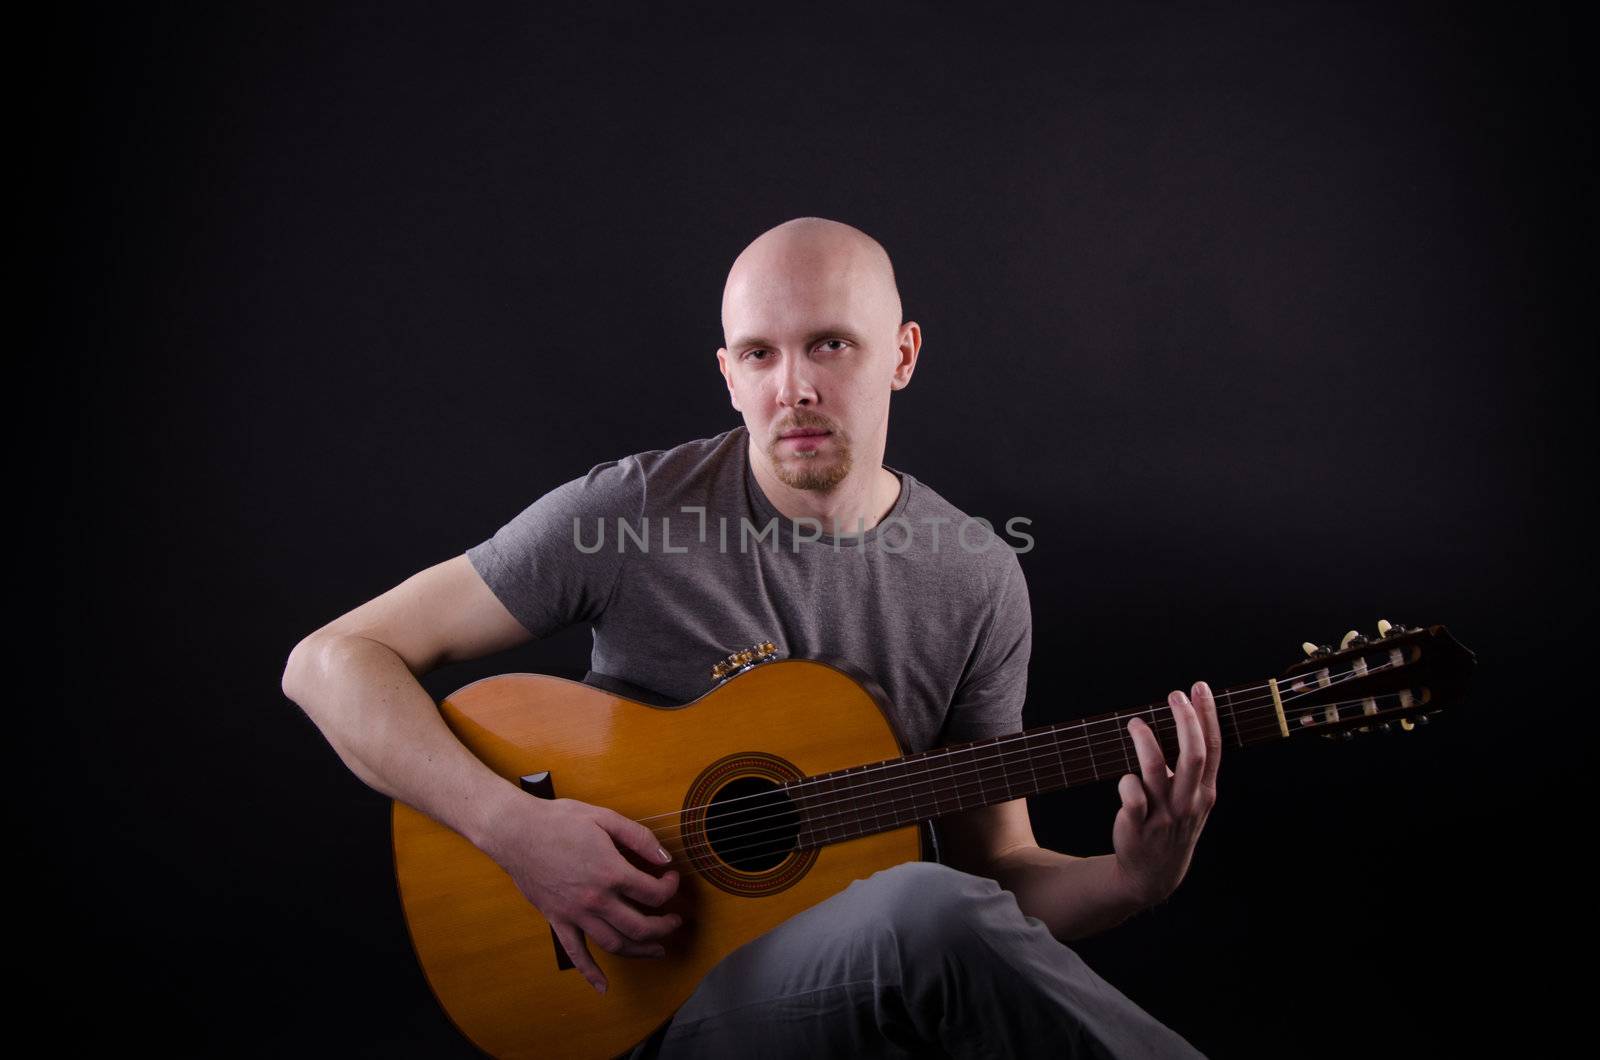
xmin=465 ymin=456 xmax=645 ymax=639
xmin=940 ymin=550 xmax=1032 ymax=744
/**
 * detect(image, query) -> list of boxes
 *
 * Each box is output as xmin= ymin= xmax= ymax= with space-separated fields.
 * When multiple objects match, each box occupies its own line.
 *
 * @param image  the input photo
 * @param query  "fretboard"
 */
xmin=789 ymin=681 xmax=1285 ymax=850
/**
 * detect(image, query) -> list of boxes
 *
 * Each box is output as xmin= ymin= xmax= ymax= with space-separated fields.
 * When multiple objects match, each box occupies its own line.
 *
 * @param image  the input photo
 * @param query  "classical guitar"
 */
xmin=392 ymin=620 xmax=1474 ymax=1058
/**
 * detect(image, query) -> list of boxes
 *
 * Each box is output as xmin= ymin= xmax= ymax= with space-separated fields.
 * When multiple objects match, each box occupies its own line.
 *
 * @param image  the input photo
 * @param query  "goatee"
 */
xmin=768 ymin=417 xmax=852 ymax=492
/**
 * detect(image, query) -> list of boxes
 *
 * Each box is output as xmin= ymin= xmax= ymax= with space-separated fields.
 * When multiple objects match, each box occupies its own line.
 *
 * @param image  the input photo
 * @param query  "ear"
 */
xmin=889 ymin=321 xmax=921 ymax=391
xmin=716 ymin=348 xmax=742 ymax=411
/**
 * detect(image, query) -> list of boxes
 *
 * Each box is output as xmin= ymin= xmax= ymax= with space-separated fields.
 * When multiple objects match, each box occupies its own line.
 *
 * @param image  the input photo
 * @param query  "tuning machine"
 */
xmin=711 ymin=640 xmax=779 ymax=682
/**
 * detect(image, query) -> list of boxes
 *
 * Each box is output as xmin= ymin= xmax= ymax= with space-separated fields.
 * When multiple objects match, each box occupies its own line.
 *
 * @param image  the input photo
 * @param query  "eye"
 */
xmin=818 ymin=339 xmax=848 ymax=352
xmin=742 ymin=349 xmax=770 ymax=361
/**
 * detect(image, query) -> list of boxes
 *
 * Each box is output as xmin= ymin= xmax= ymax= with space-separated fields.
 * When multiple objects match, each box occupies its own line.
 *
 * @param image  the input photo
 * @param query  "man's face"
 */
xmin=717 ymin=239 xmax=913 ymax=493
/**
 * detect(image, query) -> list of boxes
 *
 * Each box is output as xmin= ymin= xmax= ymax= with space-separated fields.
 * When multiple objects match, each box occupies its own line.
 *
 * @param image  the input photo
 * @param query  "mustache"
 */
xmin=773 ymin=412 xmax=837 ymax=436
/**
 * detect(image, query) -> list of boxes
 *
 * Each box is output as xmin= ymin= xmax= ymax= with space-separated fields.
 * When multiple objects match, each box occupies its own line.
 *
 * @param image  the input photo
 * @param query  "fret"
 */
xmin=851 ymin=768 xmax=876 ymax=845
xmin=1221 ymin=688 xmax=1243 ymax=748
xmin=1154 ymin=708 xmax=1174 ymax=761
xmin=789 ymin=778 xmax=808 ymax=847
xmin=1021 ymin=730 xmax=1040 ymax=802
xmin=859 ymin=765 xmax=881 ymax=838
xmin=904 ymin=750 xmax=934 ymax=821
xmin=1081 ymin=716 xmax=1100 ymax=783
xmin=939 ymin=745 xmax=958 ymax=816
xmin=880 ymin=758 xmax=914 ymax=831
xmin=1073 ymin=725 xmax=1090 ymax=787
xmin=1051 ymin=723 xmax=1071 ymax=791
xmin=828 ymin=767 xmax=847 ymax=843
xmin=954 ymin=744 xmax=975 ymax=811
xmin=799 ymin=774 xmax=820 ymax=848
xmin=986 ymin=737 xmax=1011 ymax=803
xmin=819 ymin=771 xmax=844 ymax=845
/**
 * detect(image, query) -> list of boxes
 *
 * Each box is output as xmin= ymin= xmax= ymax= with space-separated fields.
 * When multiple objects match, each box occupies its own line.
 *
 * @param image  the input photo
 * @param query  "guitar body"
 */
xmin=392 ymin=658 xmax=923 ymax=1059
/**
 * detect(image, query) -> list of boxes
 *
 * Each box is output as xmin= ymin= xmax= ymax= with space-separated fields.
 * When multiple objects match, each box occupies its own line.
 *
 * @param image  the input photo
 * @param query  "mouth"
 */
xmin=778 ymin=428 xmax=831 ymax=439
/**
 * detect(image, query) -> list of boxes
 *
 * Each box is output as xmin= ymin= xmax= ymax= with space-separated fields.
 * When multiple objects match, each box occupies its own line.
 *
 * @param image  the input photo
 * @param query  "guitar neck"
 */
xmin=791 ymin=679 xmax=1288 ymax=850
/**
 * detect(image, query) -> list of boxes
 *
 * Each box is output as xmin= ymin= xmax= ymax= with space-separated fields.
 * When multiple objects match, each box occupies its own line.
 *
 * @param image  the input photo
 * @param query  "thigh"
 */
xmin=627 ymin=864 xmax=939 ymax=1060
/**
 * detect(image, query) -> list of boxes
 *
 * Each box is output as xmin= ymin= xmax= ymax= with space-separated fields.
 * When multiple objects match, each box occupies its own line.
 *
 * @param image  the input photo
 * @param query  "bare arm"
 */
xmin=939 ymin=799 xmax=1147 ymax=941
xmin=280 ymin=554 xmax=534 ymax=848
xmin=281 ymin=554 xmax=680 ymax=994
xmin=939 ymin=682 xmax=1221 ymax=942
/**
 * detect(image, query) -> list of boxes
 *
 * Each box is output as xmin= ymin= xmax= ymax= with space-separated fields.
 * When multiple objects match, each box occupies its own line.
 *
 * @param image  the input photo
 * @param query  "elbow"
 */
xmin=282 ymin=631 xmax=341 ymax=705
xmin=281 ymin=635 xmax=314 ymax=703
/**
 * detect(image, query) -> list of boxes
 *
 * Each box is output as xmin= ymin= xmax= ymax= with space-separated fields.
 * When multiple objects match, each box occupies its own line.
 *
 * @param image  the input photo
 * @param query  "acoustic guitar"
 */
xmin=392 ymin=620 xmax=1474 ymax=1058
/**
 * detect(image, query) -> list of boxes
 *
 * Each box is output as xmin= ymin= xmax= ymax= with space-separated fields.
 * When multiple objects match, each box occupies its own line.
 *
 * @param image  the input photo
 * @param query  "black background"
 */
xmin=35 ymin=1 xmax=1588 ymax=1055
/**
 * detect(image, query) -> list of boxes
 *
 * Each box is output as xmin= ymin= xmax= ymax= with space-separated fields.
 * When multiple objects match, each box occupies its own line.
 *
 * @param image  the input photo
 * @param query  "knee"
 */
xmin=858 ymin=862 xmax=1000 ymax=954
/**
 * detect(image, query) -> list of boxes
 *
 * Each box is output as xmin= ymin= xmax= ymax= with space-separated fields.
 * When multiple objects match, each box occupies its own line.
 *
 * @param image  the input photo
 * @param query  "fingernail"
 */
xmin=595 ymin=982 xmax=607 ymax=995
xmin=658 ymin=847 xmax=672 ymax=863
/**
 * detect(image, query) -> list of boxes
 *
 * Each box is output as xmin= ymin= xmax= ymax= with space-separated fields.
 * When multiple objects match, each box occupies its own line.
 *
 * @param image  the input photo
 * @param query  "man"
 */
xmin=282 ymin=217 xmax=1219 ymax=1057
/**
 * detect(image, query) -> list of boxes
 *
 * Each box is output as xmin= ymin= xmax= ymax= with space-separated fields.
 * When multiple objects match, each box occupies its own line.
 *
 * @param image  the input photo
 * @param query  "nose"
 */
xmin=776 ymin=351 xmax=817 ymax=409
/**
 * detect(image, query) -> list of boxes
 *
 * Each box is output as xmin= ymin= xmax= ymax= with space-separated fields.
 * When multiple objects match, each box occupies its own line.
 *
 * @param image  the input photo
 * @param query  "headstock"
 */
xmin=1275 ymin=621 xmax=1475 ymax=740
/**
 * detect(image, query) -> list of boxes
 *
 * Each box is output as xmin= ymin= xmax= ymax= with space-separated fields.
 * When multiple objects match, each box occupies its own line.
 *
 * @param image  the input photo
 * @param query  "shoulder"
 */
xmin=896 ymin=470 xmax=1029 ymax=593
xmin=562 ymin=426 xmax=747 ymax=513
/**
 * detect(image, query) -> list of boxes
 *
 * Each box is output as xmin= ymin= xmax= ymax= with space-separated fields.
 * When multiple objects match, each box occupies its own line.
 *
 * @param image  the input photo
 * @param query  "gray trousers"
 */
xmin=626 ymin=861 xmax=1205 ymax=1059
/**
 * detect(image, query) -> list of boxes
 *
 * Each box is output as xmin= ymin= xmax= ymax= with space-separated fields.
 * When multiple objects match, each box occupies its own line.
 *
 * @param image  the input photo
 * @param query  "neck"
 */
xmin=788 ymin=678 xmax=1298 ymax=850
xmin=746 ymin=436 xmax=899 ymax=534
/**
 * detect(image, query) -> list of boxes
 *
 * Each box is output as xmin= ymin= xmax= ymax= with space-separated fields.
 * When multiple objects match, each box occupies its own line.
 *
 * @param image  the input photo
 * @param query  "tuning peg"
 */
xmin=1377 ymin=619 xmax=1392 ymax=637
xmin=1303 ymin=642 xmax=1333 ymax=658
xmin=710 ymin=639 xmax=780 ymax=680
xmin=1340 ymin=629 xmax=1372 ymax=650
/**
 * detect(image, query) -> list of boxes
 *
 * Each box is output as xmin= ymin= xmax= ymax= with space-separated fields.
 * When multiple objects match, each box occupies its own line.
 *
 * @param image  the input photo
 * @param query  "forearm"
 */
xmin=988 ymin=846 xmax=1149 ymax=942
xmin=282 ymin=632 xmax=524 ymax=852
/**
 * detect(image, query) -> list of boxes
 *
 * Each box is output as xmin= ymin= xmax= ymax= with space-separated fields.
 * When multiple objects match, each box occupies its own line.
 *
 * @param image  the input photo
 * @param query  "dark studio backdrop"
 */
xmin=33 ymin=1 xmax=1589 ymax=1055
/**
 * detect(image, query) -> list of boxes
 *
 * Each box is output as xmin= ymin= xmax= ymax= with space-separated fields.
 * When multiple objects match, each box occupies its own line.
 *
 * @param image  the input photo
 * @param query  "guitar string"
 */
xmin=635 ymin=680 xmax=1409 ymax=872
xmin=626 ymin=654 xmax=1400 ymax=832
xmin=627 ymin=652 xmax=1394 ymax=828
xmin=632 ymin=659 xmax=1397 ymax=851
xmin=654 ymin=685 xmax=1396 ymax=858
xmin=648 ymin=689 xmax=1411 ymax=876
xmin=655 ymin=680 xmax=1326 ymax=842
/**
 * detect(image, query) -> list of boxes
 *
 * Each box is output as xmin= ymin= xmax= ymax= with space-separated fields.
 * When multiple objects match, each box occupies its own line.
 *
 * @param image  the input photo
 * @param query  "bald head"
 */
xmin=721 ymin=217 xmax=903 ymax=345
xmin=715 ymin=216 xmax=922 ymax=501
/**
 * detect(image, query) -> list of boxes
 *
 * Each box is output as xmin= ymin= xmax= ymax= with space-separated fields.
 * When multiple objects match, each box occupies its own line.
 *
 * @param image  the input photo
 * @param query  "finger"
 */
xmin=617 ymin=867 xmax=680 ymax=909
xmin=1193 ymin=680 xmax=1222 ymax=795
xmin=598 ymin=809 xmax=675 ymax=868
xmin=552 ymin=921 xmax=608 ymax=994
xmin=582 ymin=913 xmax=667 ymax=960
xmin=601 ymin=896 xmax=682 ymax=947
xmin=1126 ymin=716 xmax=1170 ymax=803
xmin=1169 ymin=689 xmax=1206 ymax=811
xmin=1117 ymin=772 xmax=1149 ymax=824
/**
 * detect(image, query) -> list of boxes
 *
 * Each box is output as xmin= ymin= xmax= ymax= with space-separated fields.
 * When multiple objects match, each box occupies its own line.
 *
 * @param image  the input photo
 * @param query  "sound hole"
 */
xmin=705 ymin=776 xmax=799 ymax=872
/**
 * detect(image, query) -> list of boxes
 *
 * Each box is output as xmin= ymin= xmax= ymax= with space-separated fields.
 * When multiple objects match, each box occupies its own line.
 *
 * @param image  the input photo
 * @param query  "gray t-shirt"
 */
xmin=466 ymin=426 xmax=1031 ymax=753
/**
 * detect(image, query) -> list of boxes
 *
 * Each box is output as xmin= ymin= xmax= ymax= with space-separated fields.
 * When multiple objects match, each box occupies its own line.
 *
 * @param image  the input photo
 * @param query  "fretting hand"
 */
xmin=1110 ymin=681 xmax=1222 ymax=907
